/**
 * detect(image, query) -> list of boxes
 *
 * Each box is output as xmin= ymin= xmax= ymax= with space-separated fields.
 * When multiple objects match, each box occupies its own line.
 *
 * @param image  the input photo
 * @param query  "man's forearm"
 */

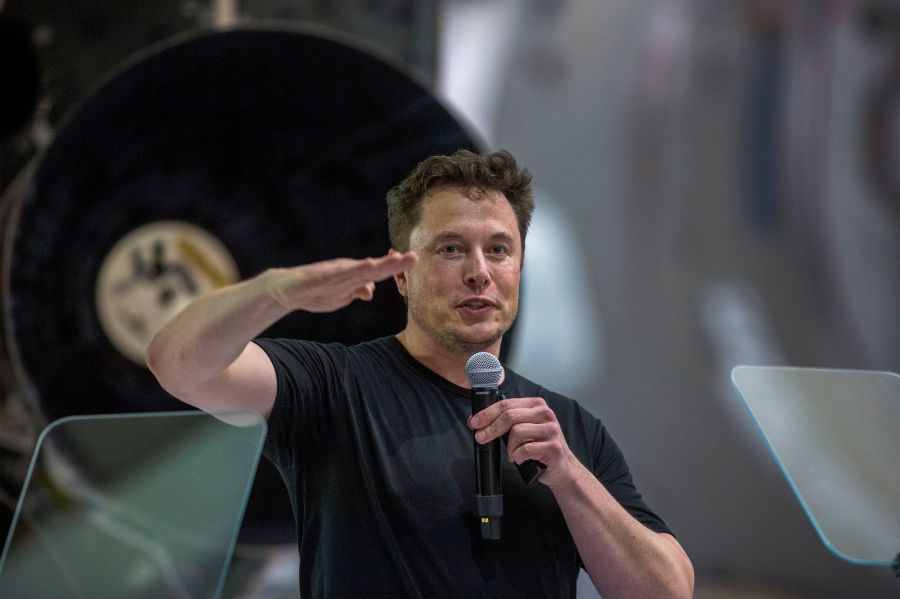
xmin=145 ymin=253 xmax=418 ymax=410
xmin=551 ymin=462 xmax=694 ymax=599
xmin=145 ymin=269 xmax=288 ymax=397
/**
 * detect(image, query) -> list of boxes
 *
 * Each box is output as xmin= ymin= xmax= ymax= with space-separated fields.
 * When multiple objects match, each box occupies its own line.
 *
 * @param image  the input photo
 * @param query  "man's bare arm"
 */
xmin=548 ymin=460 xmax=694 ymax=598
xmin=145 ymin=252 xmax=417 ymax=418
xmin=470 ymin=397 xmax=694 ymax=598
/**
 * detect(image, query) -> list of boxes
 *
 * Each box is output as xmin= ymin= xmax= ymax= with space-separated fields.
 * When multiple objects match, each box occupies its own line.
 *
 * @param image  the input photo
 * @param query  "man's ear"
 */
xmin=389 ymin=248 xmax=408 ymax=297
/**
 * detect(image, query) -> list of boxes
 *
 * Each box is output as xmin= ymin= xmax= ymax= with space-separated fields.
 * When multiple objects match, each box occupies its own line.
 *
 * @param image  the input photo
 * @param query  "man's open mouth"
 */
xmin=458 ymin=298 xmax=496 ymax=309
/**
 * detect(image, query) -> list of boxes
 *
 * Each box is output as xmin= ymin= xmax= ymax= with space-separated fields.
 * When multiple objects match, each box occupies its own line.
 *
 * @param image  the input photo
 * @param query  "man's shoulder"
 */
xmin=503 ymin=367 xmax=600 ymax=423
xmin=503 ymin=367 xmax=567 ymax=403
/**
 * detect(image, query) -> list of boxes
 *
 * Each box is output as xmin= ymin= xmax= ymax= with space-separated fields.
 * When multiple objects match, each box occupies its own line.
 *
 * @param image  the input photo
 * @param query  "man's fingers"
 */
xmin=274 ymin=252 xmax=417 ymax=313
xmin=505 ymin=422 xmax=555 ymax=457
xmin=358 ymin=282 xmax=376 ymax=301
xmin=357 ymin=252 xmax=417 ymax=281
xmin=469 ymin=397 xmax=556 ymax=443
xmin=328 ymin=252 xmax=417 ymax=289
xmin=305 ymin=252 xmax=415 ymax=294
xmin=471 ymin=397 xmax=541 ymax=426
xmin=473 ymin=403 xmax=551 ymax=444
xmin=469 ymin=397 xmax=574 ymax=487
xmin=508 ymin=439 xmax=554 ymax=465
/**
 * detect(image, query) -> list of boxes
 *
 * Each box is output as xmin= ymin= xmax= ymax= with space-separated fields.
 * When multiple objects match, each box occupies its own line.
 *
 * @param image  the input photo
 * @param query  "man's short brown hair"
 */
xmin=386 ymin=149 xmax=535 ymax=255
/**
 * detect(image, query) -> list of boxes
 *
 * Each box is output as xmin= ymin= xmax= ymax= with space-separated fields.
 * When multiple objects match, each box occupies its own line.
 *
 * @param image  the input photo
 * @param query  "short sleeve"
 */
xmin=253 ymin=338 xmax=345 ymax=474
xmin=591 ymin=423 xmax=673 ymax=536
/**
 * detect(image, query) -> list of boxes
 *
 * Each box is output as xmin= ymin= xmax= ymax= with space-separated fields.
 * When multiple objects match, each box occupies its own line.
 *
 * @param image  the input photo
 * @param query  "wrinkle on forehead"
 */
xmin=424 ymin=185 xmax=504 ymax=203
xmin=409 ymin=188 xmax=518 ymax=251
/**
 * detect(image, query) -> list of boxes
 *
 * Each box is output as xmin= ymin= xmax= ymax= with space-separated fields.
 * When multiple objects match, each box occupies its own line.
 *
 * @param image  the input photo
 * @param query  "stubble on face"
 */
xmin=406 ymin=280 xmax=514 ymax=356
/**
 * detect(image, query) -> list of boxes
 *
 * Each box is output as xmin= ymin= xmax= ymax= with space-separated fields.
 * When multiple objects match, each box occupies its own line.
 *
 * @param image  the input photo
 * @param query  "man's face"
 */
xmin=395 ymin=186 xmax=521 ymax=355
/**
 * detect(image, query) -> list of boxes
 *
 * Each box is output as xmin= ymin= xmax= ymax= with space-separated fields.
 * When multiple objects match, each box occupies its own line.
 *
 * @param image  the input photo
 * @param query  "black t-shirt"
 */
xmin=257 ymin=336 xmax=670 ymax=598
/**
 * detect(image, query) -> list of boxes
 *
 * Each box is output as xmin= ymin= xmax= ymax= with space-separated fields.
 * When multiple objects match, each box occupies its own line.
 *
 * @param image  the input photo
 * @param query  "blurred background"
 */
xmin=1 ymin=0 xmax=898 ymax=596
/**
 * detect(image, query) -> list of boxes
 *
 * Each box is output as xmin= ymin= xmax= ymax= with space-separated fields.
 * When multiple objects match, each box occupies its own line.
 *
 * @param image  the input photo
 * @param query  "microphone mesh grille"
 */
xmin=465 ymin=352 xmax=502 ymax=387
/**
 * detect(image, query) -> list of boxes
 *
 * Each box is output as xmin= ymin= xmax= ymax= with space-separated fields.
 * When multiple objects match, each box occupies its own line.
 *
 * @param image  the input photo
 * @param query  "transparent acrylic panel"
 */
xmin=731 ymin=366 xmax=900 ymax=567
xmin=0 ymin=411 xmax=266 ymax=598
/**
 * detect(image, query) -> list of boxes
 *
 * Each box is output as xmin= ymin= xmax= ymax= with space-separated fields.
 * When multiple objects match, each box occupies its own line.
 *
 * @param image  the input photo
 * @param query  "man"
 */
xmin=147 ymin=150 xmax=693 ymax=597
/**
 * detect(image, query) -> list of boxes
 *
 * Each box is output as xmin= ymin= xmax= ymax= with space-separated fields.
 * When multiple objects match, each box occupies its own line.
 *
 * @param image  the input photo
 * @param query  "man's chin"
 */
xmin=409 ymin=309 xmax=512 ymax=355
xmin=447 ymin=327 xmax=508 ymax=354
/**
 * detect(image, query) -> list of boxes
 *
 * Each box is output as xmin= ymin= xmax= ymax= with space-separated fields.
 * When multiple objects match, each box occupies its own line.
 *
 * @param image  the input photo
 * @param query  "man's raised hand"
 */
xmin=267 ymin=252 xmax=417 ymax=313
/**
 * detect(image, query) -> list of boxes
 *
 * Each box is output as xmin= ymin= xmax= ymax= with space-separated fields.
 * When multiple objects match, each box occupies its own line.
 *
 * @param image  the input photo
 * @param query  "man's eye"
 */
xmin=489 ymin=245 xmax=509 ymax=255
xmin=439 ymin=245 xmax=460 ymax=255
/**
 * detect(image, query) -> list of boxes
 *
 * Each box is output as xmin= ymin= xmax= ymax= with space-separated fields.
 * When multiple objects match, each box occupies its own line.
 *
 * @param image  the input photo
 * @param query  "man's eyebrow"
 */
xmin=487 ymin=232 xmax=516 ymax=243
xmin=432 ymin=232 xmax=465 ymax=241
xmin=430 ymin=231 xmax=517 ymax=244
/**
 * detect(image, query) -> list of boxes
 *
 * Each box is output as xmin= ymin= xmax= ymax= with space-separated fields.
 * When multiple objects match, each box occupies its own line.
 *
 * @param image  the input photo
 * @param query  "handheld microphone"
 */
xmin=466 ymin=352 xmax=503 ymax=540
xmin=466 ymin=352 xmax=548 ymax=540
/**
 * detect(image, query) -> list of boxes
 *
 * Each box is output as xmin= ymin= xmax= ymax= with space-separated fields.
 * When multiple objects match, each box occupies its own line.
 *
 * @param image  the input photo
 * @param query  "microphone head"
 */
xmin=466 ymin=352 xmax=502 ymax=388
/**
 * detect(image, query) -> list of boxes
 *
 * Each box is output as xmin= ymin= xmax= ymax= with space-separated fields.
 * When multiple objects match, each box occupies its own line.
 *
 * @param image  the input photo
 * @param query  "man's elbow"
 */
xmin=655 ymin=533 xmax=693 ymax=598
xmin=666 ymin=557 xmax=694 ymax=599
xmin=145 ymin=332 xmax=187 ymax=397
xmin=145 ymin=334 xmax=161 ymax=376
xmin=145 ymin=331 xmax=170 ymax=381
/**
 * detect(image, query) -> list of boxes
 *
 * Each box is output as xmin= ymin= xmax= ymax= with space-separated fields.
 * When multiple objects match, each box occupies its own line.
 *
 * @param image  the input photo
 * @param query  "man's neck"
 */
xmin=395 ymin=329 xmax=503 ymax=389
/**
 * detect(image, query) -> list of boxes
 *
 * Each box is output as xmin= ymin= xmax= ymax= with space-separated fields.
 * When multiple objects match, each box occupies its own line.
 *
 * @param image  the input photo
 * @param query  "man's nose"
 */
xmin=464 ymin=250 xmax=490 ymax=288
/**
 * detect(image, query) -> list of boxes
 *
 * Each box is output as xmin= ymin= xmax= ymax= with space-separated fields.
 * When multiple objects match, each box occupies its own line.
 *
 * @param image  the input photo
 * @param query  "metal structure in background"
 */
xmin=3 ymin=26 xmax=471 ymax=425
xmin=0 ymin=0 xmax=436 ymax=191
xmin=0 ymin=2 xmax=457 ymax=570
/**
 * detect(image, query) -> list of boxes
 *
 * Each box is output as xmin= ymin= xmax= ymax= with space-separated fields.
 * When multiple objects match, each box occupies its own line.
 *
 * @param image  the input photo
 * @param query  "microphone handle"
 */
xmin=472 ymin=386 xmax=502 ymax=540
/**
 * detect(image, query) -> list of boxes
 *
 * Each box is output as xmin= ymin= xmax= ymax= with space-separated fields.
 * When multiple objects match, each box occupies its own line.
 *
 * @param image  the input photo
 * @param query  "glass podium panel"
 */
xmin=731 ymin=366 xmax=900 ymax=568
xmin=0 ymin=411 xmax=266 ymax=598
